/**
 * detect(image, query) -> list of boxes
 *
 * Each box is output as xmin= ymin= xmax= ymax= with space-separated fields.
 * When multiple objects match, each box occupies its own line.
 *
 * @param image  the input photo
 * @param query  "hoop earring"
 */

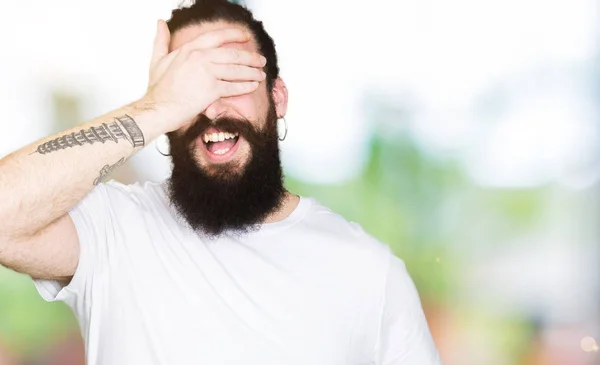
xmin=278 ymin=117 xmax=288 ymax=141
xmin=155 ymin=134 xmax=171 ymax=157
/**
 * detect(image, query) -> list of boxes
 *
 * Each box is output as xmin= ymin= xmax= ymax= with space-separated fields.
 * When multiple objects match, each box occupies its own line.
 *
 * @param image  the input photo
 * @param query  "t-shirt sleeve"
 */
xmin=373 ymin=254 xmax=442 ymax=365
xmin=32 ymin=181 xmax=120 ymax=306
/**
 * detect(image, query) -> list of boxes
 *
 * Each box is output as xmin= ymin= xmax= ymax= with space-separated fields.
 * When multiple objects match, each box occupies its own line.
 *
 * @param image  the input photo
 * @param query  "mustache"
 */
xmin=171 ymin=114 xmax=268 ymax=148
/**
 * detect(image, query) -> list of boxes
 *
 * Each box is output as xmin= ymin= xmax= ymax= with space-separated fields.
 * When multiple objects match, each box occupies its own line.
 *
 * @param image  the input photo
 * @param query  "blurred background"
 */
xmin=0 ymin=0 xmax=599 ymax=364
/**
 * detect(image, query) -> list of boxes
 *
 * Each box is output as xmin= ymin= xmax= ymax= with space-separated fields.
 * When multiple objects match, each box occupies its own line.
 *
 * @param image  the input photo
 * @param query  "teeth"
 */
xmin=213 ymin=147 xmax=231 ymax=155
xmin=202 ymin=131 xmax=239 ymax=143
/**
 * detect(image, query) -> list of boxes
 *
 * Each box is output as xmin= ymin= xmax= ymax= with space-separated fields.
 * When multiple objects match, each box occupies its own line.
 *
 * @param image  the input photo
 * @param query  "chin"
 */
xmin=193 ymin=150 xmax=250 ymax=180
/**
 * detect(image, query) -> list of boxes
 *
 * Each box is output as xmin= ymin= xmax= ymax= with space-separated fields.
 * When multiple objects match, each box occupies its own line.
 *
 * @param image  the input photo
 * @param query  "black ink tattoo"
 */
xmin=117 ymin=115 xmax=145 ymax=148
xmin=93 ymin=157 xmax=126 ymax=186
xmin=32 ymin=114 xmax=145 ymax=155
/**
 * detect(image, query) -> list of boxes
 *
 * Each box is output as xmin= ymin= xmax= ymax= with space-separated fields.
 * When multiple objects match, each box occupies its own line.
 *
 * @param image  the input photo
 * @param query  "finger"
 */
xmin=181 ymin=28 xmax=251 ymax=53
xmin=212 ymin=64 xmax=266 ymax=82
xmin=218 ymin=81 xmax=260 ymax=98
xmin=150 ymin=19 xmax=170 ymax=68
xmin=160 ymin=48 xmax=182 ymax=68
xmin=208 ymin=48 xmax=266 ymax=68
xmin=148 ymin=48 xmax=182 ymax=87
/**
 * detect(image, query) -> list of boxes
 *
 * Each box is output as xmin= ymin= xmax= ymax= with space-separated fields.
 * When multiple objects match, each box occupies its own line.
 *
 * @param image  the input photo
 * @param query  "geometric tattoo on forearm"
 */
xmin=93 ymin=157 xmax=126 ymax=186
xmin=116 ymin=115 xmax=145 ymax=148
xmin=32 ymin=114 xmax=145 ymax=155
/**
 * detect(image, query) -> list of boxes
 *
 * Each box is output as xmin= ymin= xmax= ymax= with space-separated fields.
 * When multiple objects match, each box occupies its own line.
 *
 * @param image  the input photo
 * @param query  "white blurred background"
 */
xmin=0 ymin=1 xmax=598 ymax=364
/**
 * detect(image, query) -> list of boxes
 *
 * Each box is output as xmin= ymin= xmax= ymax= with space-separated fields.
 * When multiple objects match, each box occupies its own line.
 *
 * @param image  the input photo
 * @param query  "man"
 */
xmin=0 ymin=1 xmax=441 ymax=364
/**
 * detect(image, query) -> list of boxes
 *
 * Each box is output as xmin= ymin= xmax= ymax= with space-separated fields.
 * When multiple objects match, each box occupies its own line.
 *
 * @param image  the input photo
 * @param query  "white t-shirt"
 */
xmin=34 ymin=181 xmax=441 ymax=365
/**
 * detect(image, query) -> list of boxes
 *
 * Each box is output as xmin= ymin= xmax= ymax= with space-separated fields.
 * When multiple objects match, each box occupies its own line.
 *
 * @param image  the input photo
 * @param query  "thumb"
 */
xmin=150 ymin=19 xmax=170 ymax=68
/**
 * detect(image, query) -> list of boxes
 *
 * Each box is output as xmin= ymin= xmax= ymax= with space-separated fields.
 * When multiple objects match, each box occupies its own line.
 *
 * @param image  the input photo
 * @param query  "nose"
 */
xmin=204 ymin=99 xmax=230 ymax=120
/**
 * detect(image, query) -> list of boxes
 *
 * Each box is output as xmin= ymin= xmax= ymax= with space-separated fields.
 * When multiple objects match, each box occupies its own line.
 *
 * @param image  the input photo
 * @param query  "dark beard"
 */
xmin=166 ymin=103 xmax=285 ymax=238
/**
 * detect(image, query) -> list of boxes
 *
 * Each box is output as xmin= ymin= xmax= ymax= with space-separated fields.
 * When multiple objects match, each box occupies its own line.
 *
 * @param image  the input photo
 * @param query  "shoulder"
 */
xmin=93 ymin=180 xmax=167 ymax=207
xmin=300 ymin=198 xmax=391 ymax=250
xmin=296 ymin=197 xmax=396 ymax=275
xmin=292 ymin=198 xmax=403 ymax=322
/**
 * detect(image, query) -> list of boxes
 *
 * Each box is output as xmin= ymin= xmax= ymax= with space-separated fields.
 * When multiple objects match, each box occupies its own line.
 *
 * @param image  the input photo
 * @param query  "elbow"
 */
xmin=0 ymin=226 xmax=26 ymax=266
xmin=0 ymin=235 xmax=11 ymax=269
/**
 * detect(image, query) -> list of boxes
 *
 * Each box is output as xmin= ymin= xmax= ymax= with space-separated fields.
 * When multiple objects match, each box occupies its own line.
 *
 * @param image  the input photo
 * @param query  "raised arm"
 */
xmin=0 ymin=20 xmax=266 ymax=280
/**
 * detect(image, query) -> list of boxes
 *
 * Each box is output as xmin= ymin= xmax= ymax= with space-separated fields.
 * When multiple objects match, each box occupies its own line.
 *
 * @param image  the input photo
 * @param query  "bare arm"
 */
xmin=0 ymin=103 xmax=162 ymax=279
xmin=0 ymin=21 xmax=266 ymax=280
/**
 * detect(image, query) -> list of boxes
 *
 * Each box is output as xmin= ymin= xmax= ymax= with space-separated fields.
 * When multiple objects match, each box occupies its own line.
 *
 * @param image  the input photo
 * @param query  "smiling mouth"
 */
xmin=202 ymin=130 xmax=239 ymax=155
xmin=197 ymin=128 xmax=243 ymax=163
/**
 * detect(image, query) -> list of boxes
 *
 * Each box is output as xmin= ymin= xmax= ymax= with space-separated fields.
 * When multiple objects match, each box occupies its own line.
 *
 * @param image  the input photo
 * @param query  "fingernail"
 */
xmin=261 ymin=56 xmax=267 ymax=64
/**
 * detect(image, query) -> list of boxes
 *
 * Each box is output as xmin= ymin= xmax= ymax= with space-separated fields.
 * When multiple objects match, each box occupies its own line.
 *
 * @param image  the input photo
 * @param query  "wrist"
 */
xmin=126 ymin=97 xmax=174 ymax=144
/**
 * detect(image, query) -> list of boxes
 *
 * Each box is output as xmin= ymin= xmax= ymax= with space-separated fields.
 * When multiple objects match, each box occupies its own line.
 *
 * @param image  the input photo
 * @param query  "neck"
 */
xmin=263 ymin=191 xmax=300 ymax=224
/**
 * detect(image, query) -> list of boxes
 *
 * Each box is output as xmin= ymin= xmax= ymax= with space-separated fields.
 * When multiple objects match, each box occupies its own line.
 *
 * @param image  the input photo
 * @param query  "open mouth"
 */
xmin=199 ymin=128 xmax=241 ymax=162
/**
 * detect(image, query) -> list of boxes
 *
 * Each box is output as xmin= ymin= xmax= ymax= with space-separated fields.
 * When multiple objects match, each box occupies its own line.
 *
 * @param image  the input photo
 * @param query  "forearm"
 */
xmin=0 ymin=99 xmax=163 ymax=241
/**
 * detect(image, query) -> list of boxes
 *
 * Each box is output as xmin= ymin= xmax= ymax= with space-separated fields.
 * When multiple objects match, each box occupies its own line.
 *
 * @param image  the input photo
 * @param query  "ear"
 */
xmin=271 ymin=78 xmax=288 ymax=119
